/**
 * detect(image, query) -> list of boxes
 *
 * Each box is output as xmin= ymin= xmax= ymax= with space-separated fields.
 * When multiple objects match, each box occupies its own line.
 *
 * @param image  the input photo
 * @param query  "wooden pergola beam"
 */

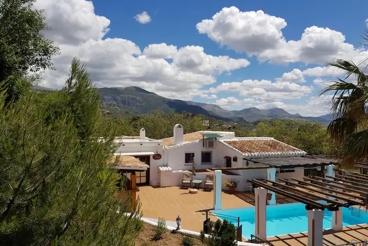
xmin=282 ymin=178 xmax=365 ymax=205
xmin=337 ymin=174 xmax=368 ymax=183
xmin=325 ymin=175 xmax=368 ymax=193
xmin=290 ymin=178 xmax=366 ymax=200
xmin=334 ymin=174 xmax=368 ymax=187
xmin=345 ymin=172 xmax=368 ymax=179
xmin=249 ymin=179 xmax=326 ymax=209
xmin=303 ymin=176 xmax=367 ymax=195
xmin=310 ymin=176 xmax=368 ymax=194
xmin=266 ymin=179 xmax=350 ymax=207
xmin=212 ymin=166 xmax=270 ymax=171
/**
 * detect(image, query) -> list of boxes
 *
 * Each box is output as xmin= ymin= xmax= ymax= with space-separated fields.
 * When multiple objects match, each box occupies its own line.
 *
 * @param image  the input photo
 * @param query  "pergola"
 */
xmin=355 ymin=161 xmax=368 ymax=174
xmin=213 ymin=156 xmax=339 ymax=206
xmin=109 ymin=155 xmax=149 ymax=210
xmin=248 ymin=170 xmax=368 ymax=246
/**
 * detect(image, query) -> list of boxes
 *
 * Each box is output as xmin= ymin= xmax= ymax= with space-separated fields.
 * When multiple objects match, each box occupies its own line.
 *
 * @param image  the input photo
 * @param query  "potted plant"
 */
xmin=267 ymin=192 xmax=272 ymax=201
xmin=224 ymin=180 xmax=237 ymax=193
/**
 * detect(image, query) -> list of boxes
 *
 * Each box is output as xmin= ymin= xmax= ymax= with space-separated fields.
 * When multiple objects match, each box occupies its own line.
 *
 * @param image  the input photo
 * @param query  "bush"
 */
xmin=207 ymin=219 xmax=237 ymax=246
xmin=200 ymin=230 xmax=205 ymax=242
xmin=153 ymin=218 xmax=167 ymax=240
xmin=182 ymin=236 xmax=195 ymax=246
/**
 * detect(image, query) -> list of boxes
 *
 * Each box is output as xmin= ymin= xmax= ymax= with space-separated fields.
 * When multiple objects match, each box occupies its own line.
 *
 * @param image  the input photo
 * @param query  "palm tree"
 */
xmin=321 ymin=58 xmax=368 ymax=166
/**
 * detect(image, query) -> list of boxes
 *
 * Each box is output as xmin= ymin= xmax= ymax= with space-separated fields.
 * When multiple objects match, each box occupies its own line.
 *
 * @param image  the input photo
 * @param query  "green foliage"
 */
xmin=0 ymin=59 xmax=142 ymax=245
xmin=320 ymin=57 xmax=368 ymax=165
xmin=0 ymin=0 xmax=59 ymax=103
xmin=206 ymin=219 xmax=237 ymax=246
xmin=200 ymin=230 xmax=205 ymax=242
xmin=153 ymin=218 xmax=167 ymax=240
xmin=249 ymin=119 xmax=334 ymax=155
xmin=182 ymin=236 xmax=195 ymax=246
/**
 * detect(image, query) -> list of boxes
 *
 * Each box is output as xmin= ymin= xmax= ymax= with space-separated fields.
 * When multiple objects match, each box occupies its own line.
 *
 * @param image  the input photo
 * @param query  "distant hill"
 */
xmin=96 ymin=86 xmax=331 ymax=124
xmin=33 ymin=85 xmax=331 ymax=124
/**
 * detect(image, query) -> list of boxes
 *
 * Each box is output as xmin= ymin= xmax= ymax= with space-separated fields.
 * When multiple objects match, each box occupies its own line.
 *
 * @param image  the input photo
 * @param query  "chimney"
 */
xmin=173 ymin=124 xmax=184 ymax=145
xmin=140 ymin=128 xmax=146 ymax=140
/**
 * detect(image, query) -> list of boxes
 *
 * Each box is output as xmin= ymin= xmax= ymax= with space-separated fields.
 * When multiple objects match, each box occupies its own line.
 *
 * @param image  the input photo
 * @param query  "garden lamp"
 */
xmin=176 ymin=215 xmax=181 ymax=230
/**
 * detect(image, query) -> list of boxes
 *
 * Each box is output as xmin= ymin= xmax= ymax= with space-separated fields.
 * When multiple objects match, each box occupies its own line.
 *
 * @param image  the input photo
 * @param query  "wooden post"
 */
xmin=131 ymin=172 xmax=137 ymax=209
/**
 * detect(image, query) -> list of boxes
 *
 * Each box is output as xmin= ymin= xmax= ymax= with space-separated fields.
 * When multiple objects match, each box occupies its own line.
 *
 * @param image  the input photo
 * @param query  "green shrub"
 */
xmin=206 ymin=219 xmax=237 ymax=246
xmin=200 ymin=230 xmax=205 ymax=242
xmin=182 ymin=236 xmax=195 ymax=246
xmin=153 ymin=218 xmax=167 ymax=240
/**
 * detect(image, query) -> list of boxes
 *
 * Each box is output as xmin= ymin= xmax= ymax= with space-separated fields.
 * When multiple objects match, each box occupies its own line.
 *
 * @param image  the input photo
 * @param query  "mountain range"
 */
xmin=97 ymin=86 xmax=331 ymax=124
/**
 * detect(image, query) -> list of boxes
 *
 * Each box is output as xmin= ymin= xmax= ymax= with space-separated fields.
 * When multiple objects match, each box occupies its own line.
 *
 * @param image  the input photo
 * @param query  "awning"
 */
xmin=114 ymin=152 xmax=155 ymax=156
xmin=202 ymin=133 xmax=222 ymax=138
xmin=244 ymin=156 xmax=338 ymax=168
xmin=109 ymin=156 xmax=149 ymax=170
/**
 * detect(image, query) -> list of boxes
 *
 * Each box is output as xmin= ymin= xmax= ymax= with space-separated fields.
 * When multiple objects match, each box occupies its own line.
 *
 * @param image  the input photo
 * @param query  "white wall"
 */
xmin=276 ymin=167 xmax=304 ymax=181
xmin=166 ymin=140 xmax=246 ymax=171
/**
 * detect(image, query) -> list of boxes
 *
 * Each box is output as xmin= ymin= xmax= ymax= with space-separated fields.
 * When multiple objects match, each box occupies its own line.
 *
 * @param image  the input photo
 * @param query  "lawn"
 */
xmin=135 ymin=223 xmax=207 ymax=246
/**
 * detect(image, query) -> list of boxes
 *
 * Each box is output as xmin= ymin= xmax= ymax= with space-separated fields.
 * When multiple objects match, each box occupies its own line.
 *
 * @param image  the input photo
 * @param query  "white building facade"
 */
xmin=114 ymin=124 xmax=309 ymax=190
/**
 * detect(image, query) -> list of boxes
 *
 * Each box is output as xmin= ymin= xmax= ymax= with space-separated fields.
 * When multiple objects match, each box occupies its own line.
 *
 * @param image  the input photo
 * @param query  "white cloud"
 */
xmin=197 ymin=6 xmax=368 ymax=64
xmin=143 ymin=43 xmax=177 ymax=59
xmin=209 ymin=79 xmax=313 ymax=101
xmin=200 ymin=94 xmax=217 ymax=99
xmin=134 ymin=11 xmax=151 ymax=24
xmin=34 ymin=0 xmax=250 ymax=101
xmin=302 ymin=66 xmax=345 ymax=77
xmin=215 ymin=97 xmax=240 ymax=107
xmin=277 ymin=69 xmax=305 ymax=83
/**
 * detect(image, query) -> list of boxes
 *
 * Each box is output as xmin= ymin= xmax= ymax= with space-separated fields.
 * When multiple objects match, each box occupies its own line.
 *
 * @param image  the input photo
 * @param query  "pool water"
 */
xmin=212 ymin=203 xmax=368 ymax=239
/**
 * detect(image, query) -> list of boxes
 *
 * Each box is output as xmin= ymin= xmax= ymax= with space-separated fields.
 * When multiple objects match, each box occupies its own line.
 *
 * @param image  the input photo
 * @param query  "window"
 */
xmin=201 ymin=151 xmax=212 ymax=164
xmin=233 ymin=156 xmax=237 ymax=162
xmin=280 ymin=168 xmax=295 ymax=173
xmin=185 ymin=153 xmax=194 ymax=164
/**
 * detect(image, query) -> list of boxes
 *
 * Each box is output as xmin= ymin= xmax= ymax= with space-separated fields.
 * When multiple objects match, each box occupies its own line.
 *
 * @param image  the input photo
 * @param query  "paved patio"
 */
xmin=137 ymin=186 xmax=249 ymax=232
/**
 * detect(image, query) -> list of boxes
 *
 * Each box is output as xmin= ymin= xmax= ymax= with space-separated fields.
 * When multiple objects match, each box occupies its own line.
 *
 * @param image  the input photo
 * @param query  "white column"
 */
xmin=326 ymin=164 xmax=335 ymax=200
xmin=326 ymin=164 xmax=335 ymax=177
xmin=331 ymin=183 xmax=343 ymax=231
xmin=267 ymin=168 xmax=276 ymax=205
xmin=213 ymin=170 xmax=222 ymax=210
xmin=332 ymin=208 xmax=343 ymax=231
xmin=307 ymin=209 xmax=324 ymax=246
xmin=254 ymin=187 xmax=267 ymax=240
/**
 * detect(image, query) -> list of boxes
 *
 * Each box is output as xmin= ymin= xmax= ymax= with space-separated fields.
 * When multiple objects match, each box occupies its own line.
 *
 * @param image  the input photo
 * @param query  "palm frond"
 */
xmin=329 ymin=60 xmax=367 ymax=84
xmin=327 ymin=117 xmax=358 ymax=143
xmin=343 ymin=130 xmax=368 ymax=163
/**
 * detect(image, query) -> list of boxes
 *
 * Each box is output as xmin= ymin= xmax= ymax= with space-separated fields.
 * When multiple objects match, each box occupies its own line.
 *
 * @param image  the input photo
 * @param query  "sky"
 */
xmin=34 ymin=0 xmax=368 ymax=117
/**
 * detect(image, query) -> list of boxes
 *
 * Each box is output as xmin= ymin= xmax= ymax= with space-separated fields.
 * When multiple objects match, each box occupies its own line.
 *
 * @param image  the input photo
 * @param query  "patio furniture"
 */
xmin=182 ymin=173 xmax=193 ymax=188
xmin=245 ymin=181 xmax=254 ymax=193
xmin=204 ymin=174 xmax=214 ymax=190
xmin=192 ymin=179 xmax=203 ymax=189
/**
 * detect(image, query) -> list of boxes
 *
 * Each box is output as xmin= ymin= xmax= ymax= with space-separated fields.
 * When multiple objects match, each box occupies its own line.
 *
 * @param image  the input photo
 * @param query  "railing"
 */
xmin=334 ymin=241 xmax=368 ymax=246
xmin=249 ymin=234 xmax=274 ymax=245
xmin=206 ymin=211 xmax=242 ymax=241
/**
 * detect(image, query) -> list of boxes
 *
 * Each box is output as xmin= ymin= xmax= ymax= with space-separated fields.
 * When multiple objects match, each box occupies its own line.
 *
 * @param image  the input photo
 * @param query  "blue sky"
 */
xmin=36 ymin=0 xmax=368 ymax=116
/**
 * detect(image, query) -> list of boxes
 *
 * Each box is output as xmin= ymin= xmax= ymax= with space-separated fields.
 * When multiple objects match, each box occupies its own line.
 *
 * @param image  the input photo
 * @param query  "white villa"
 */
xmin=113 ymin=124 xmax=329 ymax=194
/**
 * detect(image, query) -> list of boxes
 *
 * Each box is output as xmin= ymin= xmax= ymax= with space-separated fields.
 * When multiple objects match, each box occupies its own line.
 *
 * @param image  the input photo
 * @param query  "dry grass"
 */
xmin=135 ymin=223 xmax=206 ymax=246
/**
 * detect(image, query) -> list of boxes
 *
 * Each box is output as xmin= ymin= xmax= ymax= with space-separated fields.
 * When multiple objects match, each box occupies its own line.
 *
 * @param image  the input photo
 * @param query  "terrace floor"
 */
xmin=137 ymin=186 xmax=249 ymax=232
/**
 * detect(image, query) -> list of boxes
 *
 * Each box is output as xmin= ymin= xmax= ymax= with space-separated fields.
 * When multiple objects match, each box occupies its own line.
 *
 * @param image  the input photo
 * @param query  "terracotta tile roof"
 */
xmin=162 ymin=132 xmax=204 ymax=146
xmin=223 ymin=138 xmax=303 ymax=155
xmin=109 ymin=155 xmax=149 ymax=169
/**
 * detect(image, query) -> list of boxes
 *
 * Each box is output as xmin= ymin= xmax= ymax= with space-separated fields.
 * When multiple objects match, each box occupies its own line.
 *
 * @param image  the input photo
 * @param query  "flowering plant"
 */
xmin=224 ymin=180 xmax=237 ymax=188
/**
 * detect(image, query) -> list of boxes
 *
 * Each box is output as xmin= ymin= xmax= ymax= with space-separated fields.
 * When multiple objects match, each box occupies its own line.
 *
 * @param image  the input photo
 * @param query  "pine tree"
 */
xmin=0 ymin=59 xmax=143 ymax=246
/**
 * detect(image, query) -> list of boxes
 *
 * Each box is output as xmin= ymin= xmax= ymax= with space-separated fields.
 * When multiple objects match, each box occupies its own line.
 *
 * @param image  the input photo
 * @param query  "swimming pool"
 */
xmin=212 ymin=203 xmax=368 ymax=239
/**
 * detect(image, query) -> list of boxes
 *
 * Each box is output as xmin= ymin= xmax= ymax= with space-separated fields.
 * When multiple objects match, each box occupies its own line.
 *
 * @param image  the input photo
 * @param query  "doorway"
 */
xmin=135 ymin=155 xmax=150 ymax=185
xmin=225 ymin=158 xmax=232 ymax=168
